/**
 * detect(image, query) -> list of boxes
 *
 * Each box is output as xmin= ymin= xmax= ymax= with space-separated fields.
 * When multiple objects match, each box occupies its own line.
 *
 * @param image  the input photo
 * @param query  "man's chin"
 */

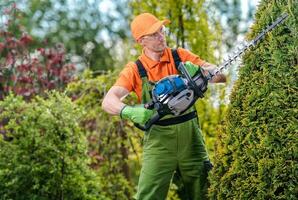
xmin=155 ymin=45 xmax=167 ymax=52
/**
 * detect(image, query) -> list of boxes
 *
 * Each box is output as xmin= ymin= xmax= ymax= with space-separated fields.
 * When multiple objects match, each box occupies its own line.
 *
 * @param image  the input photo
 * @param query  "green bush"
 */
xmin=66 ymin=70 xmax=136 ymax=199
xmin=210 ymin=1 xmax=297 ymax=199
xmin=0 ymin=92 xmax=105 ymax=200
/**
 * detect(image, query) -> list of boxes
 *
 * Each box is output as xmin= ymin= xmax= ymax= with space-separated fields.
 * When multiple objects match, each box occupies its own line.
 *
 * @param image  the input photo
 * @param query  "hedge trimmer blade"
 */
xmin=211 ymin=13 xmax=288 ymax=78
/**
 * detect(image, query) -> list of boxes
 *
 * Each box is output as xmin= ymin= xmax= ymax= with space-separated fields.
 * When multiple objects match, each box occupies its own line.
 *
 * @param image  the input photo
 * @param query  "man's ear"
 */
xmin=137 ymin=38 xmax=144 ymax=45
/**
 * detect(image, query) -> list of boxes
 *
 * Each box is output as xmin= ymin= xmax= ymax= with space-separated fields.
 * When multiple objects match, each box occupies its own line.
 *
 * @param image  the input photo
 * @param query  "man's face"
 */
xmin=139 ymin=26 xmax=167 ymax=52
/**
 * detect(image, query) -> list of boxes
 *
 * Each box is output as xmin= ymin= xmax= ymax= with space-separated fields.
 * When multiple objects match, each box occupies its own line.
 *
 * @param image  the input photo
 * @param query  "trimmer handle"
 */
xmin=134 ymin=112 xmax=161 ymax=131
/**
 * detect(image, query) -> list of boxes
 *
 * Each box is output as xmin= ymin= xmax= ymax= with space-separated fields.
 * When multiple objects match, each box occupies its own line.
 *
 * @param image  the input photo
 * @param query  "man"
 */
xmin=102 ymin=13 xmax=226 ymax=200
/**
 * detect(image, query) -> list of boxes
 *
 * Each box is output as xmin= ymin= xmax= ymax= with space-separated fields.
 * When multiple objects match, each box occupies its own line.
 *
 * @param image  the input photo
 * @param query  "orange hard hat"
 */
xmin=130 ymin=13 xmax=170 ymax=41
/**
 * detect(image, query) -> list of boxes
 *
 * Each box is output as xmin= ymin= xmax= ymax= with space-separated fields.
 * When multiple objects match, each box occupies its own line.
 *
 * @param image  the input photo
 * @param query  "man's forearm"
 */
xmin=101 ymin=86 xmax=129 ymax=115
xmin=102 ymin=96 xmax=126 ymax=115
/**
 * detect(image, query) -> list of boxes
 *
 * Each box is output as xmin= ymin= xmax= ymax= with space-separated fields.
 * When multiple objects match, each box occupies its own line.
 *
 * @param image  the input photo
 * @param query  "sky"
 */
xmin=242 ymin=0 xmax=259 ymax=17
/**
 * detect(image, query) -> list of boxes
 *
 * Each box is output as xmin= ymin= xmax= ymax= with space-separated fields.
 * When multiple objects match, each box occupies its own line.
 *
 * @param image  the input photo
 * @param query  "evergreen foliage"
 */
xmin=195 ymin=85 xmax=227 ymax=160
xmin=210 ymin=0 xmax=297 ymax=199
xmin=0 ymin=92 xmax=105 ymax=200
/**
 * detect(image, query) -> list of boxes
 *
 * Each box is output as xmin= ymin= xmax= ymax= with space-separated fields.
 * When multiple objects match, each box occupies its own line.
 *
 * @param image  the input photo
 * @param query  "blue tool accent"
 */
xmin=153 ymin=76 xmax=186 ymax=97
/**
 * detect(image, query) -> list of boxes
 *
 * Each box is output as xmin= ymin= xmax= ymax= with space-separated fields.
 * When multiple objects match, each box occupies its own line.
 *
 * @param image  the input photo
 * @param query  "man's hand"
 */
xmin=120 ymin=105 xmax=155 ymax=125
xmin=185 ymin=61 xmax=226 ymax=83
xmin=184 ymin=61 xmax=200 ymax=77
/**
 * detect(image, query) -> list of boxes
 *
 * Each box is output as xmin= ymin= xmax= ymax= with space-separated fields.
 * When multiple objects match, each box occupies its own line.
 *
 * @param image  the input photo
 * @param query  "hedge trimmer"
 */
xmin=136 ymin=13 xmax=289 ymax=131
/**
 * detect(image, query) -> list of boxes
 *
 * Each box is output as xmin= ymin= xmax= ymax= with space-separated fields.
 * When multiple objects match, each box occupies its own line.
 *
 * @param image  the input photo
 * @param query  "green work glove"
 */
xmin=184 ymin=61 xmax=200 ymax=77
xmin=120 ymin=105 xmax=155 ymax=125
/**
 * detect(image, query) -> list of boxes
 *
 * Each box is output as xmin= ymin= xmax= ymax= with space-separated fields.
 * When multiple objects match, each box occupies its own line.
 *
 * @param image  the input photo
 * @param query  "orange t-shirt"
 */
xmin=114 ymin=47 xmax=206 ymax=102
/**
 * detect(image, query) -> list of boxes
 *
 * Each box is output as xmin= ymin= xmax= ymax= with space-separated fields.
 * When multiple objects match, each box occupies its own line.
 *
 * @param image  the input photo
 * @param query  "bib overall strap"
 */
xmin=135 ymin=59 xmax=152 ymax=103
xmin=171 ymin=48 xmax=182 ymax=71
xmin=136 ymin=59 xmax=147 ymax=78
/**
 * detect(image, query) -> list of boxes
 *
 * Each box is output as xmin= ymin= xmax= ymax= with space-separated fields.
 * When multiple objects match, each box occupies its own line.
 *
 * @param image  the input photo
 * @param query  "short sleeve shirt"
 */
xmin=114 ymin=47 xmax=206 ymax=102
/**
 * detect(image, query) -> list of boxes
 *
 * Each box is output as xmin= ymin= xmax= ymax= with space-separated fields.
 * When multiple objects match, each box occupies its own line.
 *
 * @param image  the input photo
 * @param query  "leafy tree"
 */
xmin=16 ymin=0 xmax=130 ymax=71
xmin=210 ymin=0 xmax=297 ymax=199
xmin=0 ymin=3 xmax=75 ymax=101
xmin=0 ymin=92 xmax=105 ymax=200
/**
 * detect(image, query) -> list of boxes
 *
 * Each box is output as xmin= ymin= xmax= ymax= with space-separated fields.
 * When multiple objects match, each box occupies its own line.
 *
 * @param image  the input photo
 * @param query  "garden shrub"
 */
xmin=0 ymin=92 xmax=105 ymax=200
xmin=66 ymin=70 xmax=136 ymax=199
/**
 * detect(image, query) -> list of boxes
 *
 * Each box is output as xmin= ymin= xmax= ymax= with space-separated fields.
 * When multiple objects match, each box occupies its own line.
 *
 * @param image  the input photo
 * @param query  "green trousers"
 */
xmin=136 ymin=117 xmax=211 ymax=200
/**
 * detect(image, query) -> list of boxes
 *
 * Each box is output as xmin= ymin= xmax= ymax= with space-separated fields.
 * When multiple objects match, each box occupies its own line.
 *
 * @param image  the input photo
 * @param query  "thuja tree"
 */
xmin=195 ymin=85 xmax=227 ymax=160
xmin=0 ymin=92 xmax=105 ymax=200
xmin=210 ymin=1 xmax=297 ymax=199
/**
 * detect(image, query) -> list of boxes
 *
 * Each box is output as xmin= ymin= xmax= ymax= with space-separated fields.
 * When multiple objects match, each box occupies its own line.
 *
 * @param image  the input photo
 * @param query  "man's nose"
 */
xmin=156 ymin=32 xmax=165 ymax=40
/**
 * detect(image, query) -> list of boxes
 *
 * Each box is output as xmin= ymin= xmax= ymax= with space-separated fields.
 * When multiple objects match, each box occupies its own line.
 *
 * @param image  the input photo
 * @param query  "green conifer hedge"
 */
xmin=210 ymin=0 xmax=297 ymax=199
xmin=0 ymin=92 xmax=105 ymax=200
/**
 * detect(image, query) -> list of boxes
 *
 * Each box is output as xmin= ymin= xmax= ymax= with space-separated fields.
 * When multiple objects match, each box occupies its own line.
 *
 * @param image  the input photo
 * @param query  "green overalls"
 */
xmin=135 ymin=51 xmax=212 ymax=200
